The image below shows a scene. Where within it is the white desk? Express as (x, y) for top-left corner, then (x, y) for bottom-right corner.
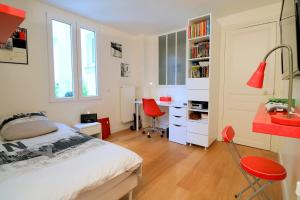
(134, 100), (187, 132)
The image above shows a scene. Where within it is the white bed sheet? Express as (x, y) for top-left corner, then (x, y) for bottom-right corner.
(0, 123), (142, 200)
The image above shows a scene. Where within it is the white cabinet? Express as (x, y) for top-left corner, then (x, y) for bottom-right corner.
(187, 133), (208, 147)
(169, 106), (187, 145)
(170, 107), (186, 116)
(186, 78), (209, 90)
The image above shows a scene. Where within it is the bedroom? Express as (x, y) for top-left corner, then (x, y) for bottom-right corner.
(0, 0), (300, 199)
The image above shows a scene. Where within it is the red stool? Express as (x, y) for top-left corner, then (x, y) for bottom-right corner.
(221, 126), (287, 200)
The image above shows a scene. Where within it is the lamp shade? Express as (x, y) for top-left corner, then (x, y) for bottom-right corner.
(247, 61), (267, 88)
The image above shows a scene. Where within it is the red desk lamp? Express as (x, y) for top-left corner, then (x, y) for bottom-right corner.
(247, 45), (300, 126)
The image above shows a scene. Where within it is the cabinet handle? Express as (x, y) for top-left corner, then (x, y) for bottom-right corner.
(174, 124), (181, 127)
(174, 107), (181, 109)
(174, 115), (181, 118)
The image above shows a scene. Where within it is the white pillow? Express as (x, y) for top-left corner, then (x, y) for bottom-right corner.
(0, 112), (58, 141)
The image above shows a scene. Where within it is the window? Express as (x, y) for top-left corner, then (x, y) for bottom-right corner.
(48, 14), (99, 101)
(158, 30), (186, 85)
(80, 28), (97, 97)
(51, 20), (74, 98)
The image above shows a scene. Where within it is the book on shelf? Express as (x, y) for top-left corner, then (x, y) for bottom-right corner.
(190, 61), (209, 78)
(190, 41), (209, 59)
(188, 18), (210, 39)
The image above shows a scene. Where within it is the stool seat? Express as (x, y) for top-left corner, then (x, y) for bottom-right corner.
(240, 156), (287, 181)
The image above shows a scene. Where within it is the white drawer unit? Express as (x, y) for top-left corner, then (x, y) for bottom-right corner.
(170, 115), (187, 126)
(187, 132), (209, 147)
(187, 120), (208, 135)
(169, 105), (187, 145)
(169, 124), (187, 145)
(170, 106), (187, 116)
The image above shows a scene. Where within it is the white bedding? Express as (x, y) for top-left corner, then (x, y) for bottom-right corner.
(0, 123), (142, 200)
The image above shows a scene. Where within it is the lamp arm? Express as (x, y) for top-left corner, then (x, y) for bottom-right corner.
(263, 45), (293, 117)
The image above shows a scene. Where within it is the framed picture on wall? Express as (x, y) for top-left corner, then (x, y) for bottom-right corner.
(0, 27), (28, 65)
(121, 63), (130, 77)
(111, 42), (122, 58)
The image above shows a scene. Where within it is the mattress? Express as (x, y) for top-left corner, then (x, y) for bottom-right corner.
(0, 123), (142, 200)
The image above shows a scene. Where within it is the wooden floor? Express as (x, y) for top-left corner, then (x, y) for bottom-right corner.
(108, 130), (282, 200)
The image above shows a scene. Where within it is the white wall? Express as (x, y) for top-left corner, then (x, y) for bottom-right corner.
(279, 77), (300, 200)
(0, 0), (144, 133)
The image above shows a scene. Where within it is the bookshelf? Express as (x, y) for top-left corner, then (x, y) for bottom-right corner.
(186, 14), (215, 149)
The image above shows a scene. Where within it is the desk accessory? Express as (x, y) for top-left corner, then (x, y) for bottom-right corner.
(80, 113), (97, 123)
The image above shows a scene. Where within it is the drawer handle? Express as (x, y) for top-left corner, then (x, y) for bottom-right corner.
(174, 115), (182, 118)
(174, 124), (181, 127)
(174, 107), (181, 109)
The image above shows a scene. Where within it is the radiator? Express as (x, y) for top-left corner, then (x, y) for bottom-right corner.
(120, 85), (135, 123)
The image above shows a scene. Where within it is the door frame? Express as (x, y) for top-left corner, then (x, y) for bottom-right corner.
(217, 4), (282, 152)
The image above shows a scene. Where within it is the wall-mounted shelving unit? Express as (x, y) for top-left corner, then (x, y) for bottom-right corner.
(186, 14), (215, 149)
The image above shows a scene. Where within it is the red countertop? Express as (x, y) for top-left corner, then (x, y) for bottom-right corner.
(0, 4), (26, 44)
(253, 104), (300, 139)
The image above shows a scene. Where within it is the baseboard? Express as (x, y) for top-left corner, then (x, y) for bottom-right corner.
(278, 151), (289, 200)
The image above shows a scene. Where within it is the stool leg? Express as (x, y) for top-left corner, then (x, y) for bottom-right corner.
(236, 178), (260, 199)
(247, 181), (272, 200)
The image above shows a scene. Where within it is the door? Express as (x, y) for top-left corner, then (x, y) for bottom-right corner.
(222, 22), (277, 150)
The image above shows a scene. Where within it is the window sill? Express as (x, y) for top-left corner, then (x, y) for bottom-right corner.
(49, 96), (102, 103)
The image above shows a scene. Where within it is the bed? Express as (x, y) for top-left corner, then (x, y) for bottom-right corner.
(0, 122), (142, 200)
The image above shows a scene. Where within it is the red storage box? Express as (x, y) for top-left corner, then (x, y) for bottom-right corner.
(160, 96), (172, 102)
(98, 117), (111, 139)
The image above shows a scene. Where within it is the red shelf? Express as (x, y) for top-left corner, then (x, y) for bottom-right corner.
(252, 104), (300, 139)
(0, 4), (26, 44)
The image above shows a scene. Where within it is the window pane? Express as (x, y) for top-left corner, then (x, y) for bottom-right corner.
(177, 30), (186, 85)
(80, 28), (97, 97)
(159, 35), (166, 85)
(52, 20), (74, 98)
(167, 33), (176, 85)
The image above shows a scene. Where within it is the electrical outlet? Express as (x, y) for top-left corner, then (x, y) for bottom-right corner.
(296, 181), (300, 197)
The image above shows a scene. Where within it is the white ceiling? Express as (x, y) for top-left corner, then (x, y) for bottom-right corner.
(41, 0), (280, 35)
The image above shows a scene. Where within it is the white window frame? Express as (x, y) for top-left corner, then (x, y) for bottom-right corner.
(158, 28), (186, 87)
(47, 12), (101, 102)
(77, 24), (100, 101)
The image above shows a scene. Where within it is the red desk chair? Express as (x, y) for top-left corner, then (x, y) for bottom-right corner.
(142, 98), (166, 138)
(221, 126), (287, 200)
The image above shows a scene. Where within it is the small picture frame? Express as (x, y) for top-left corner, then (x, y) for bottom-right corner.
(121, 63), (130, 77)
(111, 42), (122, 58)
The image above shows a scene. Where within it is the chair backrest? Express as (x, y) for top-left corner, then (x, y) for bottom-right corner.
(221, 126), (235, 143)
(142, 98), (162, 117)
(221, 125), (243, 160)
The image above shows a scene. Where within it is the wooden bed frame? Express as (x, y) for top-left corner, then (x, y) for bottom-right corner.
(75, 166), (141, 200)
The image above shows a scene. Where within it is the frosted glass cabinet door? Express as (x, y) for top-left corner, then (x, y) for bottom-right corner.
(167, 33), (176, 85)
(177, 30), (186, 85)
(159, 35), (166, 85)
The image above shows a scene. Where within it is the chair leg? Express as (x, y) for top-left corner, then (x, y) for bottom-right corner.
(143, 117), (166, 139)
